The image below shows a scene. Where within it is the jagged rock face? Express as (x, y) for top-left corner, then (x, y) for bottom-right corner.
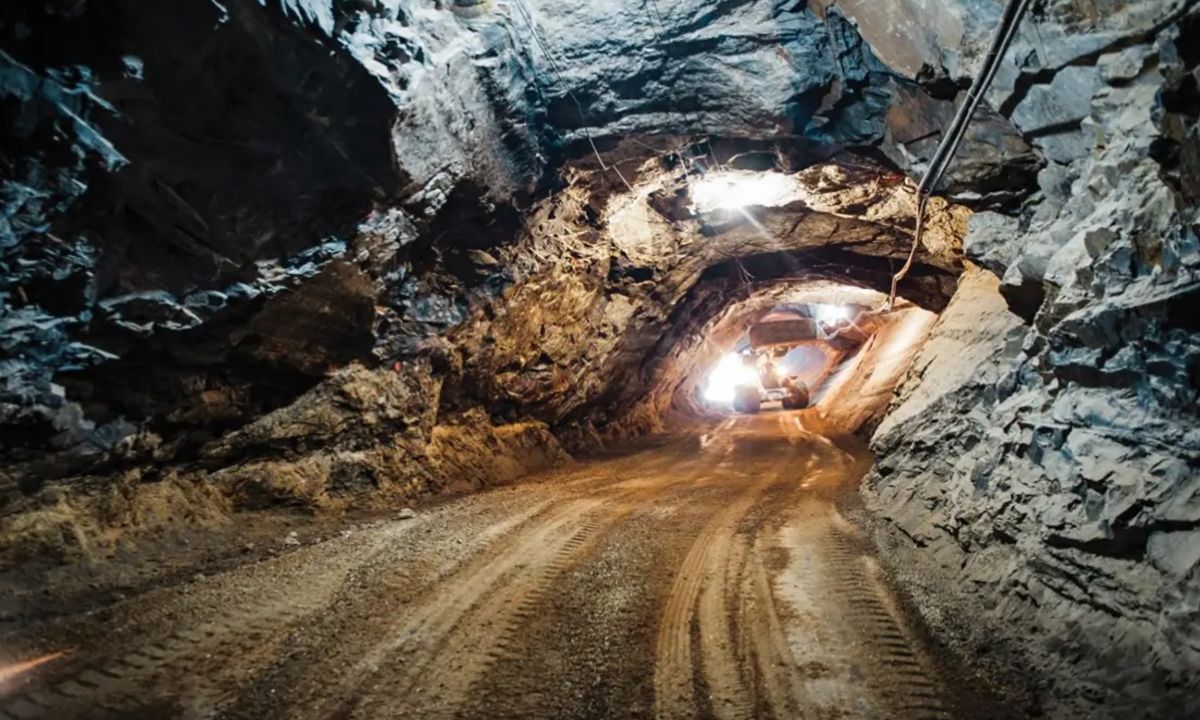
(0, 0), (572, 483)
(524, 0), (886, 143)
(861, 4), (1200, 716)
(1, 0), (412, 481)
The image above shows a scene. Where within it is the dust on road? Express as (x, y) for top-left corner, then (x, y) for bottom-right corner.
(0, 412), (1009, 720)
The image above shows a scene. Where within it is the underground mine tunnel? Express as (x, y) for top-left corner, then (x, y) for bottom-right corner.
(0, 0), (1198, 718)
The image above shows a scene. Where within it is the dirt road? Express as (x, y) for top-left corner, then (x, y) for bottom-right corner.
(0, 413), (1007, 720)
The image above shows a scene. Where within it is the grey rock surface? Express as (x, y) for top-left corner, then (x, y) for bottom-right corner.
(1011, 65), (1102, 134)
(864, 10), (1200, 717)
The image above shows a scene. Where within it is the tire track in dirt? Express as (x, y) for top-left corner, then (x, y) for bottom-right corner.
(336, 487), (691, 718)
(655, 413), (955, 720)
(1, 445), (700, 720)
(821, 522), (954, 720)
(297, 460), (705, 720)
(0, 550), (361, 720)
(0, 483), (585, 719)
(338, 500), (618, 719)
(447, 466), (743, 720)
(0, 477), (599, 717)
(739, 548), (815, 719)
(3, 420), (1009, 720)
(737, 434), (871, 720)
(653, 443), (807, 720)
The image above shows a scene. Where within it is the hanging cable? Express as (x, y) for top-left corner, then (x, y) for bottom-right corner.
(733, 257), (755, 287)
(886, 193), (929, 310)
(919, 0), (1035, 198)
(641, 0), (727, 175)
(884, 0), (1034, 311)
(508, 0), (636, 191)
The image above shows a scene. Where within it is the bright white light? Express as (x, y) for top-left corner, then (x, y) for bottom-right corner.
(703, 352), (761, 403)
(814, 304), (851, 325)
(690, 171), (798, 213)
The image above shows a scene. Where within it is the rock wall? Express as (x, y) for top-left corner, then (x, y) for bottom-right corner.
(0, 0), (544, 486)
(862, 3), (1200, 716)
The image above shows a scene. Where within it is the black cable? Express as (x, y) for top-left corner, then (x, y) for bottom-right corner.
(886, 0), (1033, 311)
(918, 0), (1034, 196)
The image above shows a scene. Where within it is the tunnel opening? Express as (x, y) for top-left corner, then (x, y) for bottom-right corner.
(701, 299), (888, 414)
(560, 153), (961, 446)
(700, 301), (873, 414)
(661, 279), (938, 437)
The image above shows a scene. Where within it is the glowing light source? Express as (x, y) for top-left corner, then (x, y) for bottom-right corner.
(814, 304), (851, 325)
(689, 171), (798, 213)
(0, 650), (69, 690)
(703, 352), (760, 403)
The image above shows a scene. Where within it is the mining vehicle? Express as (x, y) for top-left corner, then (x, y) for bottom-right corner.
(729, 312), (879, 414)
